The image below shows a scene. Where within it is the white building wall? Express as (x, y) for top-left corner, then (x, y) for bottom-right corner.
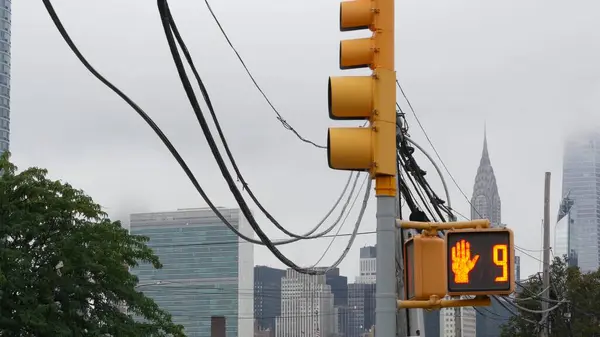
(357, 246), (376, 284)
(356, 257), (376, 284)
(460, 307), (476, 337)
(439, 305), (476, 337)
(276, 269), (335, 337)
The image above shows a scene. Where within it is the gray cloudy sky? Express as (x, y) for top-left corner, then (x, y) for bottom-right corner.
(9, 0), (600, 281)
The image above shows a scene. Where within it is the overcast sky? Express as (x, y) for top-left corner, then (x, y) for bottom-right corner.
(10, 0), (600, 281)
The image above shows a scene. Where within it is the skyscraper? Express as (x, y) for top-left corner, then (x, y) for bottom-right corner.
(276, 268), (335, 337)
(561, 130), (600, 272)
(347, 282), (375, 337)
(0, 0), (10, 154)
(130, 208), (254, 337)
(470, 127), (501, 228)
(254, 266), (286, 334)
(356, 246), (376, 284)
(471, 129), (507, 337)
(442, 129), (501, 337)
(325, 268), (348, 307)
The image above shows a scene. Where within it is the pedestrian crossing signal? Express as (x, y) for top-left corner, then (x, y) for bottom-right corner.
(445, 228), (515, 296)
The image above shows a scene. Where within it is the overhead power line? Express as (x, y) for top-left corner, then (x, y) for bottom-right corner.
(39, 0), (288, 248)
(396, 79), (482, 218)
(201, 0), (325, 149)
(148, 230), (377, 248)
(156, 0), (367, 275)
(162, 5), (356, 241)
(40, 0), (366, 275)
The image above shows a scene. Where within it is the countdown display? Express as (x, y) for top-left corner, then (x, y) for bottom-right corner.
(445, 229), (515, 296)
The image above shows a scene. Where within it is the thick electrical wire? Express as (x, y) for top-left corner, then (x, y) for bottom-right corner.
(157, 0), (368, 274)
(396, 117), (451, 224)
(201, 0), (325, 149)
(39, 0), (359, 253)
(398, 154), (439, 222)
(310, 174), (369, 268)
(40, 0), (268, 246)
(403, 135), (453, 219)
(161, 5), (352, 240)
(157, 0), (366, 274)
(398, 142), (445, 222)
(400, 141), (448, 222)
(396, 79), (482, 218)
(148, 230), (376, 248)
(496, 295), (566, 314)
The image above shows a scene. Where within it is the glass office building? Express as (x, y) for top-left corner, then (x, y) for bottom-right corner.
(130, 208), (254, 337)
(0, 0), (10, 153)
(562, 130), (600, 272)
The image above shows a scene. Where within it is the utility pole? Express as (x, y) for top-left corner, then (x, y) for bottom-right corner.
(378, 190), (397, 337)
(395, 148), (409, 337)
(541, 172), (551, 337)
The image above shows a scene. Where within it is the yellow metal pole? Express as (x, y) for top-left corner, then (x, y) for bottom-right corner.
(398, 296), (491, 310)
(398, 219), (491, 230)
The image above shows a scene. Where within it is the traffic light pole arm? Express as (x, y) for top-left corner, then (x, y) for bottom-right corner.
(397, 219), (491, 235)
(398, 295), (491, 309)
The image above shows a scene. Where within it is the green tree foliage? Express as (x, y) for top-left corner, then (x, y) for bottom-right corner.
(0, 153), (186, 336)
(501, 255), (600, 337)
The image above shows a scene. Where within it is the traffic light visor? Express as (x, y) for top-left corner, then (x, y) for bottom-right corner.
(328, 76), (373, 120)
(340, 0), (373, 32)
(327, 127), (372, 170)
(340, 38), (373, 70)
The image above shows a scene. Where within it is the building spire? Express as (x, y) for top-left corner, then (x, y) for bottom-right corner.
(481, 122), (490, 165)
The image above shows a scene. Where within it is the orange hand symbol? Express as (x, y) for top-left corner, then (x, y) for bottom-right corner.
(451, 239), (480, 284)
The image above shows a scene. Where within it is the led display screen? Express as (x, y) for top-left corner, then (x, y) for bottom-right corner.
(446, 230), (513, 293)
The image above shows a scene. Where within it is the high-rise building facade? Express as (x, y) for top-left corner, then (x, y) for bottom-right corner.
(347, 283), (375, 337)
(130, 208), (254, 337)
(325, 268), (348, 307)
(0, 0), (10, 154)
(324, 268), (349, 337)
(254, 266), (286, 334)
(470, 129), (501, 228)
(561, 130), (600, 272)
(356, 246), (376, 284)
(276, 268), (335, 337)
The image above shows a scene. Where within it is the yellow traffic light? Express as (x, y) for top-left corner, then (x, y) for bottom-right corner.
(445, 228), (515, 296)
(327, 0), (396, 180)
(404, 234), (447, 301)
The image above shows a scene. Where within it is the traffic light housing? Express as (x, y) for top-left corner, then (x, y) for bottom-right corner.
(404, 234), (447, 301)
(445, 228), (515, 296)
(327, 0), (396, 178)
